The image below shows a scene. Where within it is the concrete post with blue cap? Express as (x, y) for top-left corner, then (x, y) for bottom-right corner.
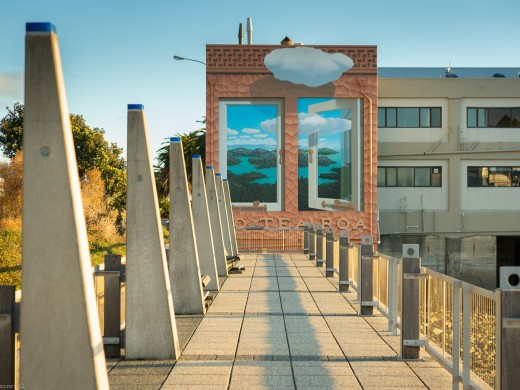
(223, 179), (239, 256)
(169, 138), (206, 314)
(21, 22), (108, 388)
(126, 104), (180, 359)
(191, 155), (219, 290)
(216, 174), (233, 257)
(205, 166), (228, 276)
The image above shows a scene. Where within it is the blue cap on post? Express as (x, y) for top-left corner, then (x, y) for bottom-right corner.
(26, 22), (56, 33)
(128, 104), (144, 110)
(193, 154), (201, 159)
(206, 166), (213, 169)
(215, 173), (222, 177)
(223, 179), (228, 182)
(170, 137), (181, 142)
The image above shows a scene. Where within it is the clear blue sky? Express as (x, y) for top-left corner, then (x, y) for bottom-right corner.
(1, 0), (519, 159)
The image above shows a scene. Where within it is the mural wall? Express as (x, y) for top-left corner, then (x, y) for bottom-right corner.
(206, 44), (378, 242)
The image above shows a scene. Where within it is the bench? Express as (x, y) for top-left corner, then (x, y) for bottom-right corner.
(227, 255), (245, 274)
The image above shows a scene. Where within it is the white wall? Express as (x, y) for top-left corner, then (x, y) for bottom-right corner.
(461, 159), (520, 211)
(378, 98), (449, 143)
(377, 160), (448, 211)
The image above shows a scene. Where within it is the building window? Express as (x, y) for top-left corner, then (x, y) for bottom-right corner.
(378, 107), (441, 128)
(298, 98), (363, 211)
(378, 167), (442, 187)
(467, 166), (520, 187)
(219, 99), (284, 211)
(467, 107), (520, 128)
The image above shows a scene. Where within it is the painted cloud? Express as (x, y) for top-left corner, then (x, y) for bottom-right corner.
(264, 47), (353, 87)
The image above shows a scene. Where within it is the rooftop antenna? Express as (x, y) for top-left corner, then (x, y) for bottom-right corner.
(247, 17), (253, 45)
(238, 23), (244, 45)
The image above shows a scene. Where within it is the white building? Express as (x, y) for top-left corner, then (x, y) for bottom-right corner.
(377, 68), (520, 289)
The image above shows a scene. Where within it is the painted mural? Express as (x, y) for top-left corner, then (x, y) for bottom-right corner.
(298, 98), (353, 211)
(225, 103), (280, 205)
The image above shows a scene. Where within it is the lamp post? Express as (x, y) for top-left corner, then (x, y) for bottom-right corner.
(173, 55), (206, 66)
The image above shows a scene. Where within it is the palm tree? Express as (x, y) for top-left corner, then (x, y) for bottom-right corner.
(154, 118), (206, 200)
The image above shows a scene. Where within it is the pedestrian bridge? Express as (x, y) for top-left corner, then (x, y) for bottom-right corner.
(106, 252), (453, 389)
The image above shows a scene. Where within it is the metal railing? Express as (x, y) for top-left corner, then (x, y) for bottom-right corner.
(236, 227), (304, 252)
(305, 226), (497, 389)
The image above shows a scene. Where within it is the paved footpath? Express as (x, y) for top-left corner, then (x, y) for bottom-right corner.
(108, 253), (456, 389)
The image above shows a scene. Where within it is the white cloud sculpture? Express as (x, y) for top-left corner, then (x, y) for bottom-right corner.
(264, 47), (354, 87)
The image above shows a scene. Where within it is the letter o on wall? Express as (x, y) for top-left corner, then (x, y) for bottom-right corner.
(235, 218), (246, 228)
(337, 218), (349, 230)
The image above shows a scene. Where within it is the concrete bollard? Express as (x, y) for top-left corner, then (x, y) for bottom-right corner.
(169, 138), (206, 315)
(126, 106), (180, 359)
(216, 174), (233, 258)
(309, 224), (316, 261)
(192, 155), (219, 291)
(303, 222), (309, 254)
(400, 244), (427, 360)
(205, 166), (228, 277)
(223, 179), (239, 256)
(21, 22), (108, 388)
(338, 230), (351, 292)
(0, 286), (15, 386)
(325, 227), (335, 277)
(496, 266), (520, 389)
(316, 225), (324, 267)
(360, 235), (375, 316)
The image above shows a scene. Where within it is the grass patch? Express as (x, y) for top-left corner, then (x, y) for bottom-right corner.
(0, 227), (126, 289)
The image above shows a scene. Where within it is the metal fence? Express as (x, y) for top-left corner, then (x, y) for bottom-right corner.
(236, 227), (304, 252)
(306, 227), (497, 389)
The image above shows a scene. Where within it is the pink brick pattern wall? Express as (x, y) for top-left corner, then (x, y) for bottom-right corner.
(206, 45), (378, 243)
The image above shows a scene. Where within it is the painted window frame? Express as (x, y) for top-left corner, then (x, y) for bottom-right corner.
(306, 98), (363, 211)
(219, 99), (284, 211)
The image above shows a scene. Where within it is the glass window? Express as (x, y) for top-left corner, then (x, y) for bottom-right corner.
(513, 109), (520, 128)
(386, 167), (397, 186)
(386, 108), (397, 127)
(397, 108), (419, 127)
(513, 168), (520, 186)
(467, 166), (520, 187)
(219, 100), (283, 210)
(489, 167), (511, 186)
(378, 108), (386, 128)
(478, 108), (487, 127)
(431, 108), (441, 127)
(488, 108), (512, 128)
(431, 167), (442, 187)
(397, 167), (413, 186)
(414, 167), (431, 186)
(420, 108), (430, 127)
(468, 108), (477, 127)
(467, 167), (479, 187)
(377, 167), (386, 186)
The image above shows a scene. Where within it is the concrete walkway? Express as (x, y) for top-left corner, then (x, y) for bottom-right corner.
(108, 253), (455, 389)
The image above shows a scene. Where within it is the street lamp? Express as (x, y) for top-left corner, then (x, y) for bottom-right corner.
(173, 55), (206, 66)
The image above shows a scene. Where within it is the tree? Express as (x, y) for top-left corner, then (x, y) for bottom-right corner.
(0, 102), (23, 158)
(0, 102), (126, 233)
(155, 118), (206, 200)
